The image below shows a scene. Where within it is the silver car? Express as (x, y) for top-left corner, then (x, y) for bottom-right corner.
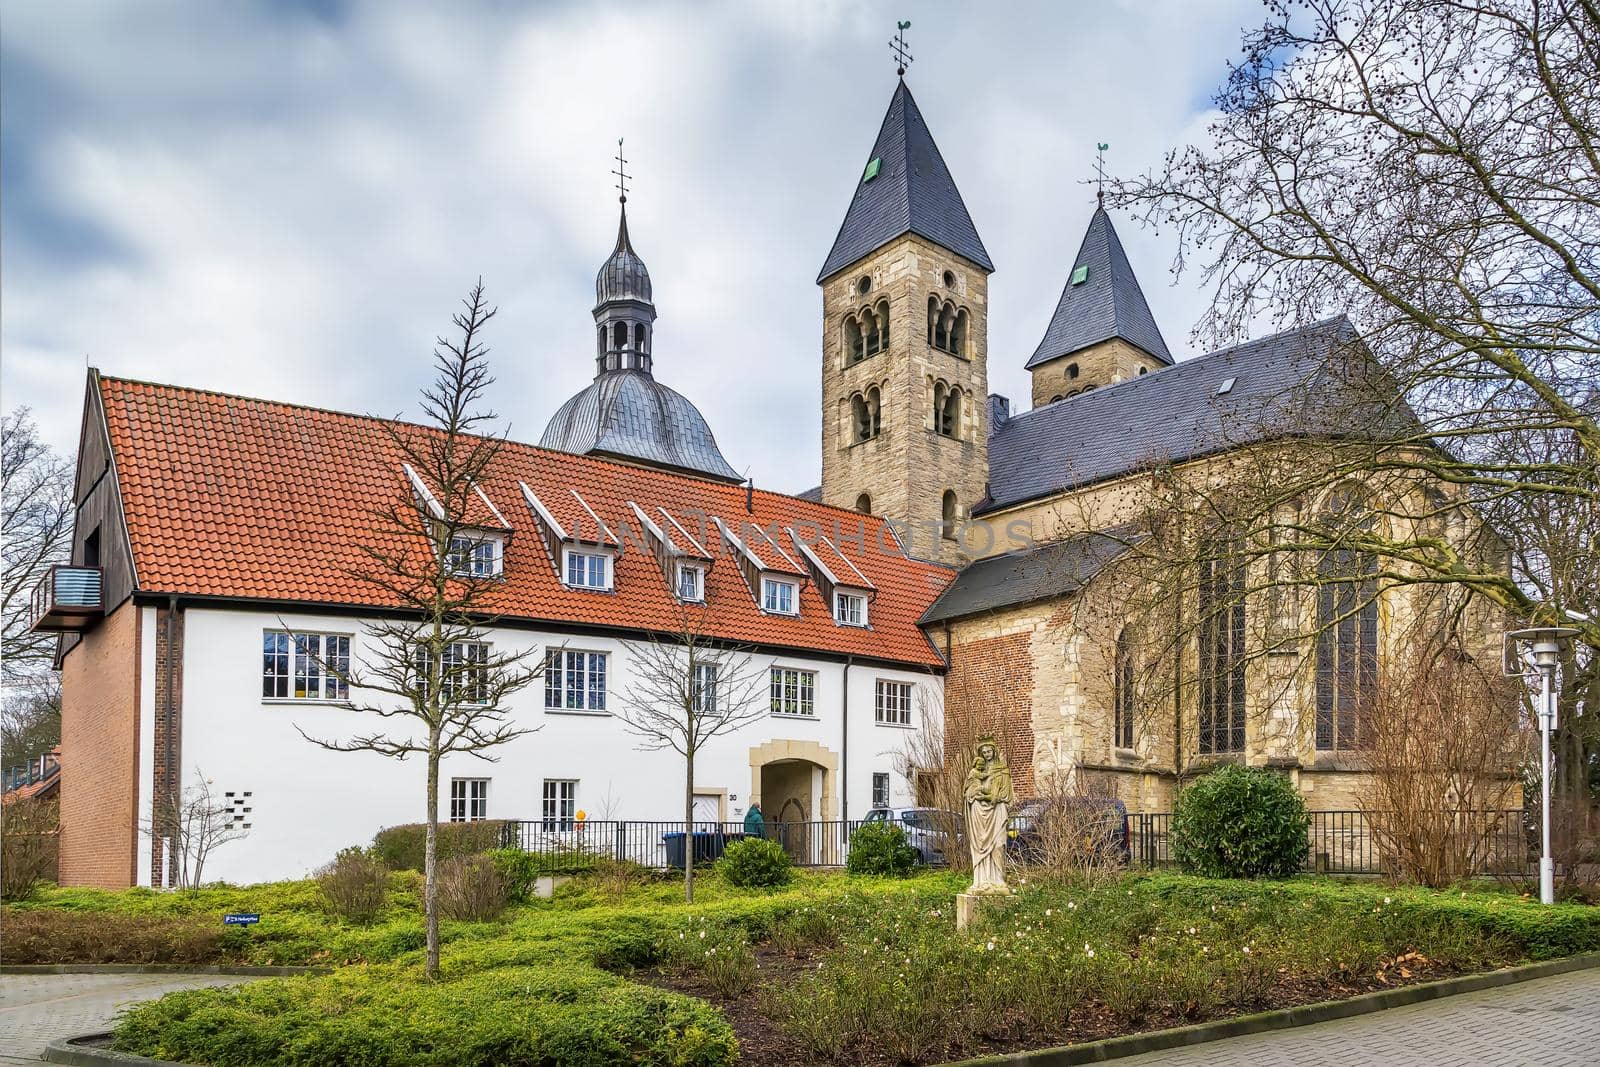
(859, 806), (958, 866)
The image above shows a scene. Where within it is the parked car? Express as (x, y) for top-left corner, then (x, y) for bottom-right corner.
(1006, 796), (1131, 868)
(859, 807), (959, 866)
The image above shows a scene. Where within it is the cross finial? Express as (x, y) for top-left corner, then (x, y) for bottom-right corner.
(1094, 142), (1110, 204)
(890, 20), (912, 77)
(612, 137), (631, 204)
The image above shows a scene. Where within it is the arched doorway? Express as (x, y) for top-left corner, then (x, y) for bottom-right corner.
(748, 740), (838, 864)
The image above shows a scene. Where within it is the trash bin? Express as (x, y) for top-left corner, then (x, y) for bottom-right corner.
(662, 830), (747, 868)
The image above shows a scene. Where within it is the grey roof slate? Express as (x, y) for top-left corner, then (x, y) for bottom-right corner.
(920, 530), (1137, 625)
(539, 369), (741, 482)
(983, 316), (1411, 514)
(1026, 206), (1172, 368)
(794, 486), (823, 503)
(817, 79), (993, 283)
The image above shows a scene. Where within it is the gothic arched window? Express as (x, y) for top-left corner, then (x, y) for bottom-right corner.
(1315, 490), (1378, 751)
(1197, 534), (1247, 754)
(941, 490), (959, 540)
(1113, 628), (1135, 750)
(855, 493), (872, 514)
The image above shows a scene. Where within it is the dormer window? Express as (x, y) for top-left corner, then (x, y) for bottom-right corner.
(761, 577), (797, 615)
(564, 549), (612, 591)
(677, 562), (705, 602)
(835, 591), (868, 627)
(447, 533), (503, 578)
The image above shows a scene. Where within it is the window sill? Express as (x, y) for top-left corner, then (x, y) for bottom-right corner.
(562, 584), (616, 594)
(263, 698), (345, 707)
(771, 712), (818, 721)
(544, 707), (612, 717)
(873, 720), (915, 730)
(847, 434), (886, 449)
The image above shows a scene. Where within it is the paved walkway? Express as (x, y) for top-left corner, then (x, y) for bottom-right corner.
(1115, 966), (1600, 1066)
(0, 972), (252, 1064)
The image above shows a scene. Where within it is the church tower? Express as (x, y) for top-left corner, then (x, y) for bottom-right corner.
(817, 77), (993, 565)
(1025, 202), (1173, 408)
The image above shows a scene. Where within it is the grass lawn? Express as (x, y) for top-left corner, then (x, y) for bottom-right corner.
(5, 869), (1598, 1065)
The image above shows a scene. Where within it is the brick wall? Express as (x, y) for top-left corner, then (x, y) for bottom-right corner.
(946, 629), (1035, 796)
(149, 604), (184, 886)
(58, 601), (140, 888)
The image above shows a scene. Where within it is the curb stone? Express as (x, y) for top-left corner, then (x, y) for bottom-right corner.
(43, 1035), (185, 1067)
(940, 951), (1600, 1066)
(3, 963), (327, 976)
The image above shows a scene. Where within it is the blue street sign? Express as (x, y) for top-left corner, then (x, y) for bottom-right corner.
(223, 913), (260, 926)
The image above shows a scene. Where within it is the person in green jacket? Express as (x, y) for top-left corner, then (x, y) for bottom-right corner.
(743, 801), (765, 839)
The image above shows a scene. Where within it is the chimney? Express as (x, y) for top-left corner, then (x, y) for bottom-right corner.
(987, 393), (1011, 433)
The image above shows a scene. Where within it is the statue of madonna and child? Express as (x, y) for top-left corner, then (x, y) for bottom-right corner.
(962, 737), (1014, 904)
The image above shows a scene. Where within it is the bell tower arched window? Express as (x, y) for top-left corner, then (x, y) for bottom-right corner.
(855, 493), (872, 514)
(850, 386), (882, 443)
(844, 315), (865, 365)
(933, 383), (962, 438)
(940, 490), (958, 540)
(927, 296), (966, 356)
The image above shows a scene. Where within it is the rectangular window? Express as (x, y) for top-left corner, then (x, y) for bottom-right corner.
(565, 550), (610, 590)
(769, 667), (816, 716)
(412, 641), (488, 705)
(677, 563), (704, 602)
(542, 779), (577, 831)
(693, 662), (719, 715)
(449, 778), (489, 822)
(762, 577), (797, 615)
(872, 772), (890, 808)
(447, 535), (501, 578)
(834, 591), (867, 626)
(263, 631), (350, 701)
(545, 649), (608, 712)
(875, 680), (912, 726)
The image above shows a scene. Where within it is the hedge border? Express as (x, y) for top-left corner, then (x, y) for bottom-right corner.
(941, 951), (1600, 1066)
(4, 964), (325, 977)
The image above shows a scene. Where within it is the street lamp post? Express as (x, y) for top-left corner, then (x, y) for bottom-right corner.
(1506, 626), (1579, 905)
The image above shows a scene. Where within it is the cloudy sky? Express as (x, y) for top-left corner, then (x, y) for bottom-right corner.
(3, 0), (1258, 492)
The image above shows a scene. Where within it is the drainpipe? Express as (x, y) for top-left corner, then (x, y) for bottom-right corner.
(841, 655), (853, 825)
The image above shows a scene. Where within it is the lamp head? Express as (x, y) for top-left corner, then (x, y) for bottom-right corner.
(1507, 626), (1581, 670)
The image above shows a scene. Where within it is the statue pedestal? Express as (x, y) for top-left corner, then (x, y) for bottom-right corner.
(955, 889), (1010, 931)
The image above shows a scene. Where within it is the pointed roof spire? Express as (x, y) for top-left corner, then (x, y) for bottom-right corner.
(817, 80), (993, 283)
(1025, 205), (1172, 369)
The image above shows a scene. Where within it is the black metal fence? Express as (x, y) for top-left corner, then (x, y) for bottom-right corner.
(500, 810), (1534, 877)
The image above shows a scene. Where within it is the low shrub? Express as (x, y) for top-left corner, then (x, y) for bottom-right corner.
(846, 821), (921, 877)
(1, 909), (228, 964)
(717, 837), (793, 888)
(437, 854), (507, 922)
(486, 848), (541, 904)
(1, 798), (59, 901)
(316, 847), (388, 925)
(370, 820), (507, 872)
(1171, 765), (1309, 879)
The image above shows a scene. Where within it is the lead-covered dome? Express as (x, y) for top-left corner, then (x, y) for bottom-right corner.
(596, 207), (652, 305)
(540, 369), (740, 482)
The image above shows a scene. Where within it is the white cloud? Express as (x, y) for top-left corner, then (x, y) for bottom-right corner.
(2, 0), (1258, 492)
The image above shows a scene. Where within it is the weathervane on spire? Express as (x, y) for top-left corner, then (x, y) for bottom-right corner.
(1094, 142), (1110, 204)
(612, 137), (631, 205)
(891, 20), (912, 77)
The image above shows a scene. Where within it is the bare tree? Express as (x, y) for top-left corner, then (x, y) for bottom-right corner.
(892, 681), (972, 871)
(1111, 0), (1599, 856)
(140, 769), (250, 889)
(2, 673), (61, 768)
(2, 408), (74, 683)
(298, 282), (542, 978)
(616, 603), (770, 902)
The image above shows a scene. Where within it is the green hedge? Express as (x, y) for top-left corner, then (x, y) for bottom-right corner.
(371, 821), (508, 872)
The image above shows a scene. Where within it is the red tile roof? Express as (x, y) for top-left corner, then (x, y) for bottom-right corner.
(99, 376), (954, 667)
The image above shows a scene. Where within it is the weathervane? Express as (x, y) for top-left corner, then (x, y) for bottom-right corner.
(1094, 142), (1110, 204)
(612, 137), (631, 204)
(891, 20), (912, 77)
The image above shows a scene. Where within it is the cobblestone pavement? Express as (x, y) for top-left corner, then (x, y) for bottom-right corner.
(1114, 966), (1600, 1066)
(0, 972), (253, 1064)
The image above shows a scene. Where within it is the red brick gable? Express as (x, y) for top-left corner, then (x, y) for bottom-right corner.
(99, 376), (953, 668)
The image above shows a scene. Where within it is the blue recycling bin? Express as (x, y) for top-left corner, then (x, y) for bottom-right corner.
(662, 830), (746, 868)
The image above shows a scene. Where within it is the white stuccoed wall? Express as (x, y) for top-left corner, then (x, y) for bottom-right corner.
(166, 606), (938, 885)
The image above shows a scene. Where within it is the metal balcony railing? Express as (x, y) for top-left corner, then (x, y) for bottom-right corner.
(28, 565), (103, 632)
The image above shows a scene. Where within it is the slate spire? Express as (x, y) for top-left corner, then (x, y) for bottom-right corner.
(1025, 205), (1172, 369)
(817, 79), (993, 283)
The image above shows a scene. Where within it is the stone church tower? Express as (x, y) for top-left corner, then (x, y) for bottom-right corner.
(817, 79), (993, 566)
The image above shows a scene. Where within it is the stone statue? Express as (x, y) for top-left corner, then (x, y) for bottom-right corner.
(964, 738), (1014, 894)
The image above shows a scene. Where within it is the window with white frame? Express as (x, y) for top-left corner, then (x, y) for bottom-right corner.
(412, 641), (489, 705)
(564, 549), (611, 590)
(446, 534), (502, 578)
(834, 591), (868, 626)
(770, 667), (816, 716)
(693, 662), (719, 715)
(761, 577), (797, 615)
(542, 779), (577, 831)
(676, 562), (705, 602)
(875, 680), (912, 726)
(449, 778), (489, 822)
(545, 649), (608, 712)
(872, 772), (890, 808)
(263, 631), (350, 701)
